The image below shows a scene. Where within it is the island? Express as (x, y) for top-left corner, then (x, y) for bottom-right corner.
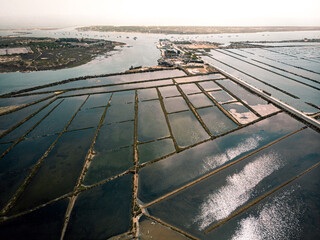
(0, 37), (125, 73)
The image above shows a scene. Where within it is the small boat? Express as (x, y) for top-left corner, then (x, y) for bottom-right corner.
(129, 65), (142, 70)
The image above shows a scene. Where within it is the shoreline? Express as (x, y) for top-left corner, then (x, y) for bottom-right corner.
(76, 26), (320, 35)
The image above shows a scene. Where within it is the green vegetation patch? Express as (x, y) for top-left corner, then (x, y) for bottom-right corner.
(0, 37), (125, 73)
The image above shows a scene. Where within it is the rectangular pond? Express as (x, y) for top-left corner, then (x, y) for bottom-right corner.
(197, 106), (238, 136)
(65, 174), (133, 240)
(187, 93), (214, 109)
(138, 100), (170, 142)
(198, 81), (221, 91)
(209, 90), (235, 104)
(138, 138), (175, 165)
(222, 102), (259, 124)
(167, 110), (210, 148)
(84, 147), (133, 185)
(163, 96), (190, 113)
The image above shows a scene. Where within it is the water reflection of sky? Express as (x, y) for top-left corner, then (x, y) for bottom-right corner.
(231, 187), (303, 240)
(194, 152), (283, 230)
(201, 135), (263, 173)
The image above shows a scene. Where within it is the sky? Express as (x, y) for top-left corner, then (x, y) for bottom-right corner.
(0, 0), (320, 28)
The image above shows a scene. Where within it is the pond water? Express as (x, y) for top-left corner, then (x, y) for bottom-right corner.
(0, 199), (68, 240)
(198, 81), (221, 91)
(163, 96), (189, 113)
(81, 93), (111, 109)
(222, 102), (259, 124)
(226, 48), (320, 88)
(27, 96), (87, 137)
(147, 128), (320, 238)
(96, 121), (134, 151)
(65, 174), (133, 240)
(159, 85), (181, 98)
(0, 135), (57, 175)
(209, 90), (235, 104)
(174, 73), (225, 84)
(168, 110), (210, 148)
(138, 112), (304, 204)
(138, 138), (175, 164)
(138, 100), (170, 142)
(0, 98), (54, 134)
(0, 93), (54, 108)
(0, 170), (29, 210)
(27, 69), (184, 94)
(84, 147), (133, 185)
(202, 55), (318, 114)
(179, 83), (202, 95)
(187, 93), (214, 108)
(138, 88), (158, 101)
(216, 79), (279, 116)
(9, 128), (96, 214)
(208, 161), (320, 240)
(0, 99), (60, 142)
(197, 106), (238, 135)
(210, 49), (320, 105)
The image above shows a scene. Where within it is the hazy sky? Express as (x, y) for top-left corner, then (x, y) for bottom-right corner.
(1, 0), (320, 28)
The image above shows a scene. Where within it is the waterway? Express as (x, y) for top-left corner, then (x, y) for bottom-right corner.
(0, 27), (320, 95)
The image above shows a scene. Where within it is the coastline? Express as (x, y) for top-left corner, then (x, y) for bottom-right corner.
(76, 26), (320, 35)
